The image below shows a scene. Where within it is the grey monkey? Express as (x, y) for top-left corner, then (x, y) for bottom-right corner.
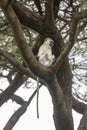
(37, 38), (55, 118)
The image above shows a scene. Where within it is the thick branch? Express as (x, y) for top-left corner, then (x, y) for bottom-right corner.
(45, 0), (54, 23)
(12, 1), (44, 33)
(72, 97), (87, 114)
(11, 94), (26, 105)
(0, 0), (9, 9)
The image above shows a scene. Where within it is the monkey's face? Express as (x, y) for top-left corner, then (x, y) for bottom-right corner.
(44, 38), (54, 48)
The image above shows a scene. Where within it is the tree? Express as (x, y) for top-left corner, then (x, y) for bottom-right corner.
(0, 0), (87, 130)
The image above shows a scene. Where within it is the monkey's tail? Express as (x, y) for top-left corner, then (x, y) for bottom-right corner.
(37, 77), (39, 118)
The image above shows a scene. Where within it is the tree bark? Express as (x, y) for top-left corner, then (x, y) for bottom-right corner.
(53, 60), (74, 130)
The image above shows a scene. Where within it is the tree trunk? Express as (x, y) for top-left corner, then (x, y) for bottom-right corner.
(53, 59), (74, 130)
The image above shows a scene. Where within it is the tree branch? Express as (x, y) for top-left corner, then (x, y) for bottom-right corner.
(3, 102), (28, 130)
(51, 41), (71, 73)
(54, 0), (61, 18)
(11, 94), (26, 105)
(0, 72), (26, 106)
(0, 0), (9, 9)
(75, 21), (87, 42)
(12, 1), (44, 33)
(33, 0), (43, 15)
(0, 48), (35, 78)
(69, 9), (87, 45)
(45, 0), (54, 23)
(72, 97), (87, 114)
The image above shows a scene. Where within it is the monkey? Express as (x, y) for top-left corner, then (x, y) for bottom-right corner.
(37, 37), (55, 118)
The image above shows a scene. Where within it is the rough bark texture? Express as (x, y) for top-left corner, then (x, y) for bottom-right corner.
(53, 60), (73, 130)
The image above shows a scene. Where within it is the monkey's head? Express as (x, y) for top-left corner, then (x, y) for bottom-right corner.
(44, 38), (54, 48)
